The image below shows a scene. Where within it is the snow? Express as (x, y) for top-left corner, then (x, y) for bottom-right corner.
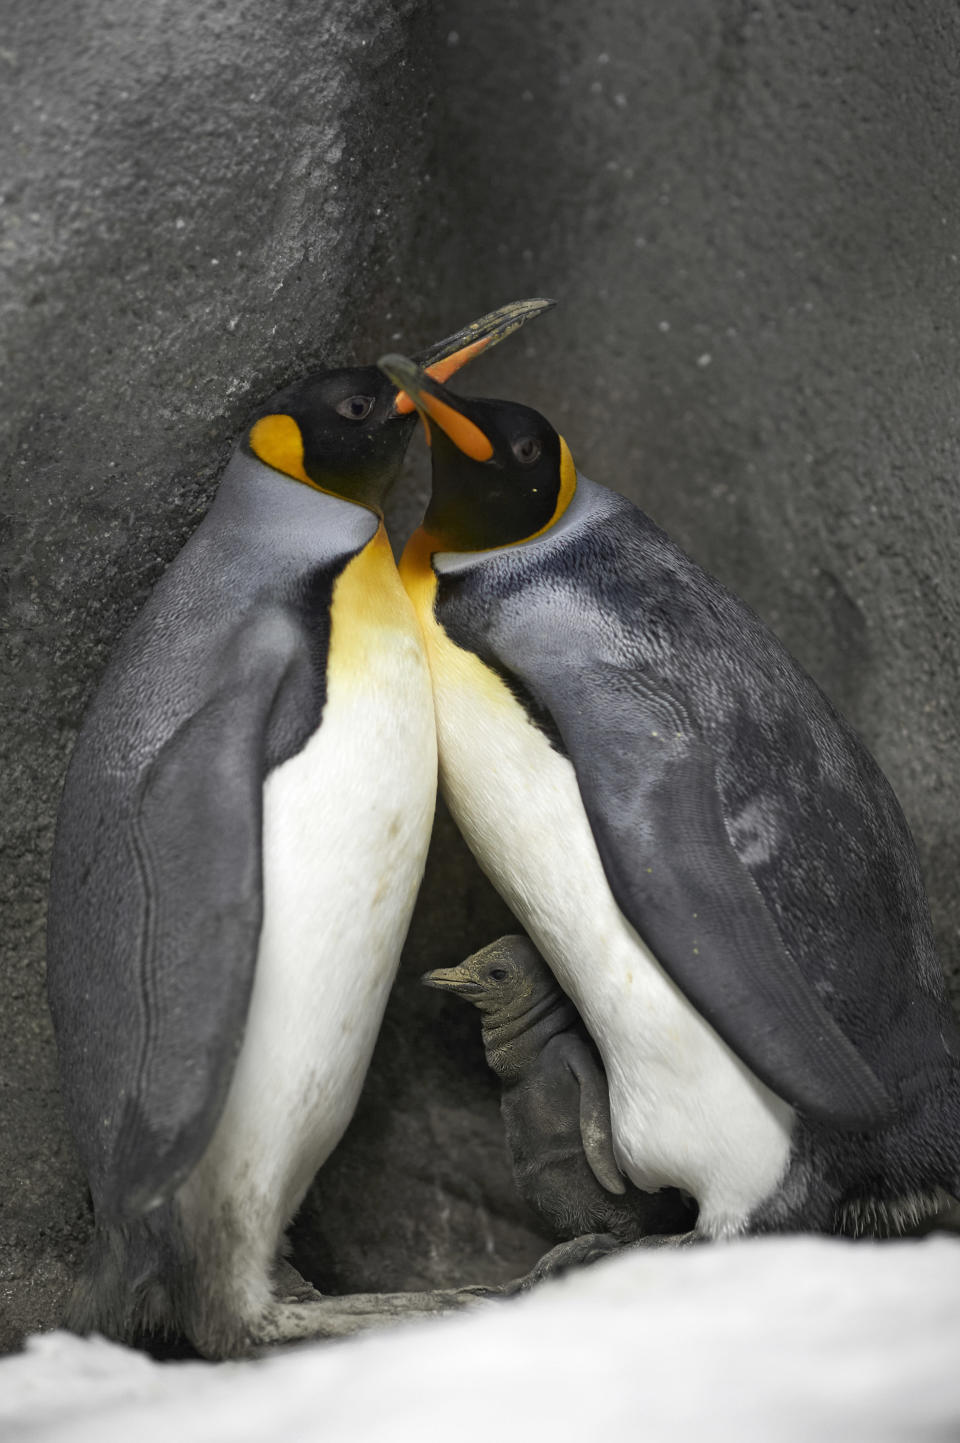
(2, 1236), (959, 1443)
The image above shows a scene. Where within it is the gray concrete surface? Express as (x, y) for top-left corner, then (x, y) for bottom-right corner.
(3, 0), (960, 1352)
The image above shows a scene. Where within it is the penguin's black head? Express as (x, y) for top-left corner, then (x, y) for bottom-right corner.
(244, 298), (555, 514)
(422, 935), (559, 1018)
(377, 354), (575, 548)
(247, 365), (414, 512)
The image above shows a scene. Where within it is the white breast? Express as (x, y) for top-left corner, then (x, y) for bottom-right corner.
(431, 663), (795, 1237)
(182, 532), (436, 1235)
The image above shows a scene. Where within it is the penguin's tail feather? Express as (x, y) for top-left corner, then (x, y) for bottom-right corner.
(66, 1207), (182, 1345)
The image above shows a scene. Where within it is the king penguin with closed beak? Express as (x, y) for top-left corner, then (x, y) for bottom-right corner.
(46, 299), (551, 1359)
(379, 352), (960, 1247)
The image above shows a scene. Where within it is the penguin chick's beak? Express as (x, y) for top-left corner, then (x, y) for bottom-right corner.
(422, 966), (482, 994)
(380, 354), (495, 461)
(394, 297), (554, 416)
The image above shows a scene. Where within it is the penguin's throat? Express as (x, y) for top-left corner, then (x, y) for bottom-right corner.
(398, 527), (438, 614)
(480, 990), (578, 1079)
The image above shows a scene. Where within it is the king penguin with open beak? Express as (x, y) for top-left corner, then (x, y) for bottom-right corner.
(45, 298), (551, 1359)
(378, 351), (960, 1248)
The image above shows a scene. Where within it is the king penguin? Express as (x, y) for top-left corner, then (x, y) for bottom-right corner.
(45, 298), (551, 1359)
(378, 352), (960, 1247)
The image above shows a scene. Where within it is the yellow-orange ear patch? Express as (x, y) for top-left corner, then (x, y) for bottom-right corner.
(249, 413), (314, 486)
(512, 435), (578, 547)
(422, 394), (494, 461)
(555, 435), (578, 524)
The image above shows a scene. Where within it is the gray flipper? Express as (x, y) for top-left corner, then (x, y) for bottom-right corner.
(91, 610), (301, 1216)
(530, 658), (894, 1130)
(563, 1035), (627, 1195)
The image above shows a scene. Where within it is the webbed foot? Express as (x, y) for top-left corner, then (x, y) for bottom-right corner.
(192, 1284), (493, 1358)
(257, 1286), (491, 1346)
(501, 1232), (622, 1294)
(491, 1227), (704, 1300)
(629, 1230), (700, 1250)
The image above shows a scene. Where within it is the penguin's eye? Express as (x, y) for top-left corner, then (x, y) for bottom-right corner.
(488, 968), (508, 981)
(512, 436), (542, 465)
(336, 395), (375, 422)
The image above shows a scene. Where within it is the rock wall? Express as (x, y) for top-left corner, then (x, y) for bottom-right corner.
(3, 0), (959, 1350)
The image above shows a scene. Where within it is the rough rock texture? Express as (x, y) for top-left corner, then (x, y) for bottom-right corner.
(3, 0), (960, 1352)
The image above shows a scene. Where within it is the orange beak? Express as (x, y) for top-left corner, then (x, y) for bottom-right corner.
(393, 297), (554, 416)
(379, 354), (496, 461)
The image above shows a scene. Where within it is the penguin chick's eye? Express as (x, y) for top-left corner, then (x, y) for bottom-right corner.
(488, 968), (509, 981)
(336, 395), (375, 421)
(511, 436), (542, 465)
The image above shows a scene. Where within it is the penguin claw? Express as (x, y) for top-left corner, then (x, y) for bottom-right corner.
(272, 1259), (324, 1304)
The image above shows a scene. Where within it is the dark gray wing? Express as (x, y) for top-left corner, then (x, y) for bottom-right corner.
(47, 608), (304, 1218)
(547, 666), (893, 1128)
(562, 1035), (627, 1195)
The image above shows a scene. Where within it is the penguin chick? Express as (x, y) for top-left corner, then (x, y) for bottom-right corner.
(382, 353), (960, 1242)
(424, 936), (696, 1243)
(45, 299), (552, 1359)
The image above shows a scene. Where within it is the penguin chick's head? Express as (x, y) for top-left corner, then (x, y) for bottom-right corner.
(246, 298), (555, 514)
(377, 354), (575, 549)
(423, 935), (558, 1019)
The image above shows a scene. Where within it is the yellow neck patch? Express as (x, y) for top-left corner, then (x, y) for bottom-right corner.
(398, 526), (439, 619)
(249, 413), (318, 489)
(330, 523), (425, 690)
(399, 527), (525, 713)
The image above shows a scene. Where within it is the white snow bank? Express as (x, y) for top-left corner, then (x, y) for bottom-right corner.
(2, 1235), (958, 1443)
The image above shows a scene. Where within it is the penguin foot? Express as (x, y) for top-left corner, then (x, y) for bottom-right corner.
(492, 1227), (703, 1302)
(241, 1286), (491, 1351)
(504, 1232), (623, 1294)
(629, 1230), (701, 1250)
